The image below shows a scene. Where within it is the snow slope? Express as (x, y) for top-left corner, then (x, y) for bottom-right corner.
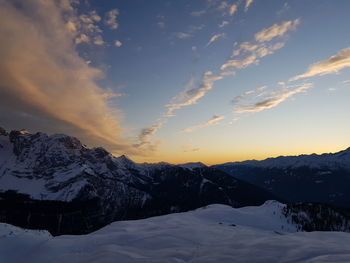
(1, 201), (350, 263)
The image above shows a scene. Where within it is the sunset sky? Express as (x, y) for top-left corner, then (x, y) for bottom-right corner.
(1, 0), (350, 164)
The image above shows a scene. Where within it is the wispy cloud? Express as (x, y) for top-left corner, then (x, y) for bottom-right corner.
(233, 83), (312, 113)
(221, 42), (285, 71)
(105, 9), (119, 30)
(191, 10), (207, 17)
(114, 40), (123, 47)
(174, 25), (204, 40)
(133, 121), (163, 151)
(245, 0), (254, 12)
(137, 19), (300, 149)
(164, 72), (224, 117)
(182, 144), (200, 152)
(219, 20), (229, 28)
(229, 4), (238, 16)
(157, 21), (165, 28)
(255, 19), (300, 42)
(188, 24), (206, 33)
(66, 8), (105, 46)
(218, 1), (229, 10)
(175, 32), (192, 39)
(93, 35), (104, 45)
(291, 47), (350, 81)
(207, 33), (225, 46)
(135, 72), (225, 149)
(220, 19), (300, 71)
(182, 115), (225, 133)
(0, 0), (139, 155)
(192, 0), (241, 17)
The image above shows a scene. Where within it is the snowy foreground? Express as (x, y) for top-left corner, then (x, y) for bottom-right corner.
(1, 201), (350, 263)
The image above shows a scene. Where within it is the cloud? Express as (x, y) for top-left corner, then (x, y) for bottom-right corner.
(219, 21), (229, 28)
(291, 47), (350, 81)
(255, 19), (300, 42)
(221, 55), (258, 70)
(232, 86), (267, 104)
(174, 25), (204, 40)
(328, 87), (337, 92)
(136, 19), (298, 147)
(75, 33), (90, 44)
(218, 2), (229, 10)
(191, 10), (207, 17)
(182, 115), (225, 133)
(207, 33), (225, 46)
(183, 147), (200, 153)
(64, 7), (105, 46)
(245, 0), (254, 11)
(229, 4), (238, 16)
(164, 72), (224, 117)
(114, 40), (123, 47)
(0, 0), (140, 154)
(188, 24), (205, 33)
(175, 32), (192, 39)
(105, 9), (119, 30)
(133, 121), (163, 151)
(157, 21), (165, 28)
(93, 35), (104, 45)
(221, 41), (286, 71)
(234, 83), (312, 113)
(277, 3), (290, 16)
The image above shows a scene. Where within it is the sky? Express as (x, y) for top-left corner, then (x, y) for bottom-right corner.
(0, 0), (350, 164)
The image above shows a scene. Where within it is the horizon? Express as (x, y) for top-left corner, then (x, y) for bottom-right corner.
(1, 125), (349, 166)
(1, 0), (350, 165)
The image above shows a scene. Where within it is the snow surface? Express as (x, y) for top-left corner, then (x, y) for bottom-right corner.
(1, 201), (350, 263)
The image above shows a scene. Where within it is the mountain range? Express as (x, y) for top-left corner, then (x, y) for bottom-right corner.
(0, 127), (349, 235)
(213, 147), (350, 208)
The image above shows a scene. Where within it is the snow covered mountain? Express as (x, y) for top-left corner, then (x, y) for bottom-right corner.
(213, 148), (350, 208)
(0, 127), (274, 235)
(1, 201), (350, 263)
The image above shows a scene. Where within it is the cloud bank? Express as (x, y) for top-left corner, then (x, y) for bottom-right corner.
(0, 0), (137, 154)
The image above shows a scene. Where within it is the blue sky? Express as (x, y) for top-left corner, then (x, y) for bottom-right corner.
(1, 0), (350, 163)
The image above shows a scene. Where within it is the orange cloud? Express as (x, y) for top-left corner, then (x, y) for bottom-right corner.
(0, 0), (139, 155)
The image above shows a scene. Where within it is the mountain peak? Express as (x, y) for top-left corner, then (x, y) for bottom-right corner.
(115, 154), (135, 166)
(179, 162), (207, 170)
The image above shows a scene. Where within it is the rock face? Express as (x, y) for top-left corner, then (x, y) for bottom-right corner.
(0, 128), (274, 235)
(213, 149), (350, 208)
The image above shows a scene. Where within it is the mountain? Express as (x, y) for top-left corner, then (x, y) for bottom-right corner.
(1, 201), (350, 263)
(213, 148), (350, 208)
(0, 127), (274, 235)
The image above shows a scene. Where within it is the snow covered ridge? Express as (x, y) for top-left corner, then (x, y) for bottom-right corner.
(217, 147), (350, 170)
(2, 202), (350, 263)
(0, 127), (275, 235)
(213, 147), (350, 209)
